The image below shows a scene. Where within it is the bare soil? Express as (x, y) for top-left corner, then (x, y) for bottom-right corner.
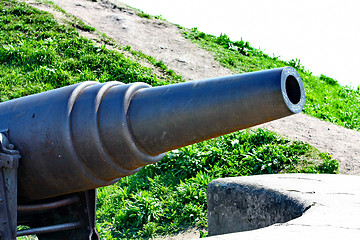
(23, 0), (360, 238)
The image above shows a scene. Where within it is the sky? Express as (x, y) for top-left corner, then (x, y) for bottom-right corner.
(119, 0), (360, 88)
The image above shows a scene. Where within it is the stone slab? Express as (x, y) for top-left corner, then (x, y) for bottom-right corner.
(204, 174), (360, 239)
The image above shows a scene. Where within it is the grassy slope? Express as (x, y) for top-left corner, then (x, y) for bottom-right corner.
(0, 0), (182, 102)
(0, 1), (344, 239)
(182, 29), (360, 131)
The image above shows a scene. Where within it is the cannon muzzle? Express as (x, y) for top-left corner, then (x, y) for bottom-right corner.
(0, 67), (304, 203)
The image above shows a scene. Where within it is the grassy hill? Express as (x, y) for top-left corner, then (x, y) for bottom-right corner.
(181, 28), (360, 131)
(1, 0), (355, 239)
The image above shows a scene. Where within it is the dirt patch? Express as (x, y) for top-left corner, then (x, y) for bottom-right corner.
(36, 0), (232, 81)
(151, 227), (203, 240)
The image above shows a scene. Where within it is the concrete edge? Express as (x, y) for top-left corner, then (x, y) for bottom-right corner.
(201, 173), (360, 239)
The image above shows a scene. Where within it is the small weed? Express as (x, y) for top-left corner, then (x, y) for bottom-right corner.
(199, 230), (208, 238)
(137, 11), (152, 19)
(155, 15), (166, 20)
(320, 74), (338, 86)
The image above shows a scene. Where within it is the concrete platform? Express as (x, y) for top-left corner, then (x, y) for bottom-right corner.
(205, 174), (360, 239)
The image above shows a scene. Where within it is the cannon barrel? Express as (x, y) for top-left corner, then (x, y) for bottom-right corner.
(0, 67), (305, 202)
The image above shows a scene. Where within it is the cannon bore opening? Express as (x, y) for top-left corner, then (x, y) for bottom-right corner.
(285, 75), (301, 104)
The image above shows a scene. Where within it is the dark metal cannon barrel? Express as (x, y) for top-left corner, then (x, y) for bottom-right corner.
(0, 67), (304, 202)
(129, 67), (305, 155)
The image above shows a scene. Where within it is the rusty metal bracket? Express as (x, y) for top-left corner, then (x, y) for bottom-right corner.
(0, 131), (21, 240)
(17, 190), (99, 239)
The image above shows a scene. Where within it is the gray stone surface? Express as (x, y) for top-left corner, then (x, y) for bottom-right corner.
(204, 174), (360, 239)
(207, 178), (309, 235)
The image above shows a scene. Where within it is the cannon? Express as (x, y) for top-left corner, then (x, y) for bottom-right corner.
(0, 67), (305, 239)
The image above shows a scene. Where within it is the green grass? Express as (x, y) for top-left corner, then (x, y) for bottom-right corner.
(0, 0), (178, 102)
(96, 129), (337, 239)
(182, 28), (360, 131)
(1, 1), (341, 239)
